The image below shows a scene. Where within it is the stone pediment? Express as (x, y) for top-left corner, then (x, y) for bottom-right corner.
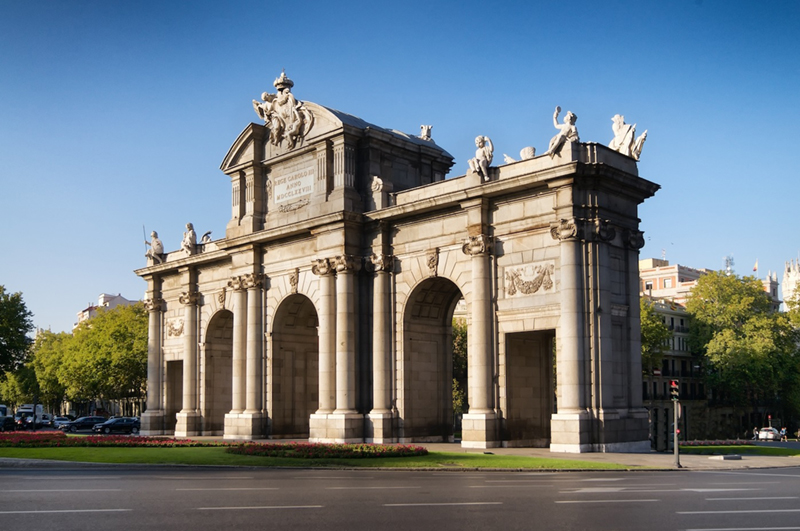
(220, 102), (451, 173)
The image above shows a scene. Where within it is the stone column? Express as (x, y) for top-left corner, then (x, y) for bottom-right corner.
(223, 276), (247, 439)
(175, 290), (200, 437)
(334, 255), (359, 414)
(141, 296), (164, 435)
(549, 219), (590, 452)
(312, 259), (336, 415)
(244, 273), (264, 416)
(366, 253), (393, 443)
(461, 235), (497, 448)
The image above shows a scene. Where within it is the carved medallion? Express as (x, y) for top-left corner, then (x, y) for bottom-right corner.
(167, 318), (184, 337)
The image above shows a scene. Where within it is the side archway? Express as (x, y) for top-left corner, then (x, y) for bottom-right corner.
(399, 276), (464, 442)
(270, 294), (319, 438)
(203, 309), (233, 435)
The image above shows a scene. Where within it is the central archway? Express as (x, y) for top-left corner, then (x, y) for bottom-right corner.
(399, 277), (464, 442)
(270, 294), (319, 438)
(203, 309), (233, 435)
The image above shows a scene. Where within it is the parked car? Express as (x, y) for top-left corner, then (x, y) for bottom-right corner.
(60, 416), (107, 432)
(758, 427), (780, 441)
(0, 416), (15, 432)
(92, 417), (141, 435)
(52, 416), (73, 430)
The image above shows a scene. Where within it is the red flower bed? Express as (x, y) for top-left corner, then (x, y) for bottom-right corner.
(679, 440), (749, 446)
(226, 442), (428, 459)
(0, 431), (230, 448)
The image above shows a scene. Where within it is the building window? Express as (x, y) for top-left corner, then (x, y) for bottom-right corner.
(645, 281), (653, 291)
(664, 278), (673, 288)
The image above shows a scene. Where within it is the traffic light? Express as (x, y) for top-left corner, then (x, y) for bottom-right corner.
(670, 380), (679, 401)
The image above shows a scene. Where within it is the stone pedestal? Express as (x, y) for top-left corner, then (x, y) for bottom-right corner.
(461, 412), (499, 449)
(365, 411), (394, 443)
(223, 412), (266, 440)
(140, 409), (165, 436)
(309, 412), (364, 443)
(549, 412), (592, 453)
(174, 411), (201, 438)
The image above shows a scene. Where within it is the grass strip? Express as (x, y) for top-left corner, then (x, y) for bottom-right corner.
(0, 447), (633, 469)
(679, 444), (800, 457)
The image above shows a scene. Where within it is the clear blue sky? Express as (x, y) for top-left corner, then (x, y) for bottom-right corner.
(1, 0), (798, 333)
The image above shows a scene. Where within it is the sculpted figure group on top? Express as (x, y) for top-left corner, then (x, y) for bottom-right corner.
(252, 70), (315, 150)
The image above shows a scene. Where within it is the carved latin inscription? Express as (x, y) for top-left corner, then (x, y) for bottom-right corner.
(274, 168), (314, 203)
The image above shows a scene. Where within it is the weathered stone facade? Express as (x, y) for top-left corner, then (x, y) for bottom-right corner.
(136, 76), (659, 452)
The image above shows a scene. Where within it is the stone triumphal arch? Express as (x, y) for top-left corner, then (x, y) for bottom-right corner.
(136, 72), (659, 452)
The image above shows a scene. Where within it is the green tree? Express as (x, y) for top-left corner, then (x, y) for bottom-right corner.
(0, 286), (34, 373)
(29, 330), (70, 410)
(0, 364), (38, 408)
(452, 318), (468, 415)
(58, 303), (148, 406)
(639, 297), (672, 374)
(686, 271), (800, 423)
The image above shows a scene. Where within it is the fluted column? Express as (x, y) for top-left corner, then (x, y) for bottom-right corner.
(462, 235), (493, 413)
(369, 254), (393, 413)
(179, 291), (199, 413)
(228, 276), (247, 414)
(143, 297), (163, 412)
(312, 259), (336, 414)
(334, 255), (360, 413)
(244, 273), (264, 414)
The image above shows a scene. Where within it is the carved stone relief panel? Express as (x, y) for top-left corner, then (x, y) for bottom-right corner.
(504, 262), (556, 297)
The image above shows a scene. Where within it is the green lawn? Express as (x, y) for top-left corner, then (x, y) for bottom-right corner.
(0, 447), (634, 470)
(680, 444), (800, 457)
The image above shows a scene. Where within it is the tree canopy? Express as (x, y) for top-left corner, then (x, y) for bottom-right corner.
(639, 297), (672, 374)
(0, 285), (34, 373)
(686, 271), (800, 419)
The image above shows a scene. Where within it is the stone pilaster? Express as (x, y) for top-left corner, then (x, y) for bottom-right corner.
(461, 234), (498, 448)
(141, 296), (164, 435)
(309, 258), (337, 441)
(175, 290), (200, 437)
(366, 253), (393, 442)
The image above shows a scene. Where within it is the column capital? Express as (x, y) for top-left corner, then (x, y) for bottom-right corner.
(592, 218), (616, 242)
(227, 275), (248, 291)
(550, 218), (584, 242)
(334, 254), (361, 273)
(462, 234), (493, 256)
(143, 297), (164, 312)
(312, 257), (335, 276)
(243, 272), (265, 289)
(367, 253), (394, 273)
(624, 229), (645, 250)
(178, 291), (199, 306)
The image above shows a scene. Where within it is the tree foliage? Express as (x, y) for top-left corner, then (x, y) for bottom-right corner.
(639, 298), (672, 374)
(29, 330), (70, 409)
(0, 286), (34, 373)
(686, 271), (800, 420)
(452, 318), (468, 415)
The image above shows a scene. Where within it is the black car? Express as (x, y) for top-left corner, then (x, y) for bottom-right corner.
(0, 417), (15, 432)
(60, 416), (107, 432)
(92, 417), (140, 435)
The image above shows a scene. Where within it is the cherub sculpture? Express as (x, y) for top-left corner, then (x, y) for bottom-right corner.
(468, 135), (494, 181)
(609, 114), (647, 160)
(545, 106), (579, 158)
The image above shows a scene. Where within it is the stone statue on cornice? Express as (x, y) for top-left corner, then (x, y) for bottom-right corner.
(252, 70), (315, 150)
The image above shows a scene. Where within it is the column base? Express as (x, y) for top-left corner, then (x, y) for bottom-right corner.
(365, 411), (394, 443)
(174, 410), (201, 438)
(309, 412), (364, 443)
(549, 409), (651, 453)
(223, 412), (267, 440)
(461, 411), (499, 449)
(140, 409), (165, 436)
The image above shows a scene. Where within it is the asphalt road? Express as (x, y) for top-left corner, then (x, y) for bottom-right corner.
(1, 466), (800, 531)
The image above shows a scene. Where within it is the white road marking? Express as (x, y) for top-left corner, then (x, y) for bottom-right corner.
(198, 505), (323, 510)
(384, 502), (503, 507)
(326, 486), (420, 490)
(0, 489), (122, 493)
(176, 487), (278, 491)
(705, 496), (798, 501)
(556, 499), (659, 504)
(685, 527), (800, 530)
